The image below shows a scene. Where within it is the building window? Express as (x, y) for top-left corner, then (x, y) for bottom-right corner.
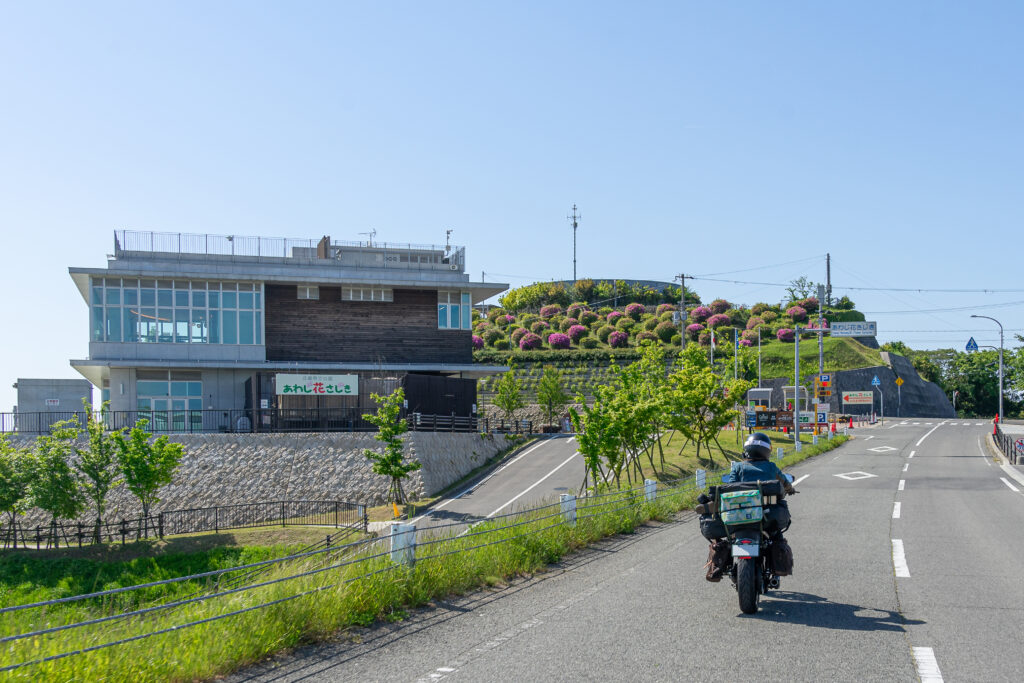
(438, 291), (472, 330)
(342, 287), (393, 302)
(136, 371), (203, 430)
(90, 278), (264, 346)
(297, 286), (319, 300)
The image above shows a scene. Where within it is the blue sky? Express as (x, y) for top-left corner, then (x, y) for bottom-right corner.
(1, 2), (1022, 410)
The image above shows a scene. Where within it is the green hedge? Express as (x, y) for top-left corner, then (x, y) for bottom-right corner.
(473, 347), (681, 365)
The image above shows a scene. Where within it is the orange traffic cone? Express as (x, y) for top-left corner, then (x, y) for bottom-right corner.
(848, 416), (854, 429)
(830, 421), (836, 434)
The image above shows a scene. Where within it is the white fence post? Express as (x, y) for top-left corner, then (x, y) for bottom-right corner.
(696, 468), (706, 490)
(812, 435), (819, 446)
(390, 523), (416, 567)
(644, 479), (657, 502)
(776, 447), (784, 459)
(560, 493), (576, 526)
(795, 440), (802, 452)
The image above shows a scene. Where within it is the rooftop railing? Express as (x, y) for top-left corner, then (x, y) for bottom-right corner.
(113, 230), (466, 272)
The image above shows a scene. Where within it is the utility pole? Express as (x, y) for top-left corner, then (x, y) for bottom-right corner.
(826, 253), (832, 307)
(794, 326), (801, 451)
(568, 204), (580, 283)
(676, 273), (688, 350)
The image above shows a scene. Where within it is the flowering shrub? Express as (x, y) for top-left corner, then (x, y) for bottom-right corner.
(567, 324), (588, 343)
(566, 303), (589, 318)
(690, 306), (712, 323)
(494, 314), (515, 328)
(751, 303), (772, 315)
(540, 305), (562, 319)
(777, 328), (795, 342)
(656, 303), (675, 316)
(739, 339), (753, 347)
(655, 321), (677, 342)
(707, 313), (731, 328)
(635, 331), (658, 344)
(608, 331), (629, 348)
(785, 306), (808, 322)
(494, 338), (510, 350)
(580, 310), (600, 326)
(709, 299), (731, 314)
(746, 316), (765, 330)
(606, 310), (624, 324)
(580, 337), (599, 349)
(597, 325), (615, 343)
(698, 329), (712, 346)
(642, 317), (659, 331)
(615, 317), (636, 331)
(761, 310), (778, 323)
(519, 332), (543, 350)
(547, 332), (571, 349)
(471, 335), (484, 350)
(559, 317), (579, 332)
(625, 303), (646, 320)
(518, 313), (539, 327)
(474, 320), (490, 330)
(686, 323), (704, 341)
(530, 320), (550, 333)
(510, 327), (529, 346)
(483, 328), (503, 345)
(597, 307), (613, 316)
(486, 308), (506, 322)
(798, 297), (819, 313)
(741, 329), (759, 342)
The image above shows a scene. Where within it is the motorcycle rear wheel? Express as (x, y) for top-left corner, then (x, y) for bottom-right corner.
(736, 558), (759, 614)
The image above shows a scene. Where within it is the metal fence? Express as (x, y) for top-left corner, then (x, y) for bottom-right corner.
(993, 424), (1023, 464)
(0, 410), (534, 436)
(1, 500), (367, 550)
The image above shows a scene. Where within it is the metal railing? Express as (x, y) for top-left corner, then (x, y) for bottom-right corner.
(0, 410), (532, 435)
(994, 424), (1023, 464)
(1, 500), (366, 550)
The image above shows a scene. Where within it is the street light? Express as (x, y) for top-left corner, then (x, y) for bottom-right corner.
(970, 314), (1004, 422)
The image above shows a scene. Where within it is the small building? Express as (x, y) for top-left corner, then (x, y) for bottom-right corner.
(68, 231), (508, 432)
(11, 378), (93, 434)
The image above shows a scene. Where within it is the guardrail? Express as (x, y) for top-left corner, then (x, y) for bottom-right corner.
(994, 424), (1023, 464)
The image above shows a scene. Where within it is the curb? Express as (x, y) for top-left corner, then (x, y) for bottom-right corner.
(983, 433), (1024, 488)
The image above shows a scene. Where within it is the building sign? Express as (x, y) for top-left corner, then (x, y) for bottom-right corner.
(842, 391), (874, 405)
(777, 411), (794, 428)
(830, 321), (877, 337)
(45, 398), (60, 407)
(274, 374), (358, 396)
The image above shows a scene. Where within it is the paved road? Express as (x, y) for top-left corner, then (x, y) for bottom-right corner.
(232, 420), (1024, 682)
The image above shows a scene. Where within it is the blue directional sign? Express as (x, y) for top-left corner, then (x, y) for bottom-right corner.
(871, 375), (881, 387)
(965, 337), (979, 352)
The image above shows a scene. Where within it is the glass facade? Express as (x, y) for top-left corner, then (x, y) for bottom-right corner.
(438, 291), (472, 329)
(90, 278), (263, 345)
(136, 371), (203, 431)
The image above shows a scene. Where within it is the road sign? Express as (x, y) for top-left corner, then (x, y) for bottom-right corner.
(755, 411), (778, 428)
(776, 411), (794, 428)
(744, 411), (757, 428)
(831, 321), (878, 337)
(1015, 439), (1024, 454)
(842, 391), (873, 405)
(894, 377), (904, 387)
(820, 374), (831, 383)
(966, 337), (979, 352)
(871, 375), (881, 387)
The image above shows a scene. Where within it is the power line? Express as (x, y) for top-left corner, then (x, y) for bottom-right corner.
(693, 254), (824, 278)
(689, 275), (1024, 294)
(863, 299), (1024, 314)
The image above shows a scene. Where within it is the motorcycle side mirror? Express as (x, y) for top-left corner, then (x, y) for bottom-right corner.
(783, 473), (794, 483)
(721, 474), (735, 483)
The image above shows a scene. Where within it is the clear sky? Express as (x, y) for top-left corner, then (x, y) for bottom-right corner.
(2, 1), (1022, 411)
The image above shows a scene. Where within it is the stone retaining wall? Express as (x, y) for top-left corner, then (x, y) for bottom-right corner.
(8, 431), (508, 526)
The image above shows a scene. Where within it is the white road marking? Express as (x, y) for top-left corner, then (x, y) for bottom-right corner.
(567, 436), (575, 443)
(975, 423), (984, 426)
(834, 471), (876, 481)
(892, 539), (910, 577)
(976, 437), (993, 467)
(916, 423), (942, 446)
(903, 463), (909, 472)
(898, 479), (906, 491)
(792, 474), (810, 486)
(912, 646), (944, 682)
(893, 502), (901, 518)
(486, 452), (579, 518)
(865, 435), (874, 440)
(908, 450), (915, 458)
(1000, 477), (1021, 493)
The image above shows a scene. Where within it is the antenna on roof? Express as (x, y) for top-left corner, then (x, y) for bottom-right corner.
(445, 229), (453, 253)
(358, 229), (377, 247)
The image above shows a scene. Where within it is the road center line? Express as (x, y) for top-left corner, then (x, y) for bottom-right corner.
(898, 479), (906, 491)
(865, 435), (874, 440)
(908, 450), (915, 458)
(903, 463), (909, 472)
(912, 646), (944, 682)
(486, 452), (579, 518)
(1000, 477), (1021, 493)
(916, 424), (942, 447)
(792, 474), (810, 486)
(892, 539), (910, 577)
(893, 502), (901, 518)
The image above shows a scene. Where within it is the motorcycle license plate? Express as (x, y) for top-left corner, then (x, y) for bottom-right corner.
(732, 541), (760, 558)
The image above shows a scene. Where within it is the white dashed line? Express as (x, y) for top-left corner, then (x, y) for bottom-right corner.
(1000, 477), (1021, 493)
(892, 539), (910, 577)
(912, 646), (944, 682)
(898, 479), (906, 491)
(903, 463), (909, 472)
(975, 423), (984, 426)
(893, 502), (901, 518)
(865, 435), (874, 440)
(908, 450), (915, 458)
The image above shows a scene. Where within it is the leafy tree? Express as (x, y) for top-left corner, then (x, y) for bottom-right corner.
(570, 382), (626, 489)
(0, 435), (35, 547)
(881, 340), (912, 356)
(784, 276), (817, 303)
(831, 295), (856, 310)
(74, 400), (122, 542)
(492, 368), (526, 426)
(30, 419), (85, 544)
(536, 365), (570, 426)
(362, 388), (421, 510)
(113, 420), (185, 528)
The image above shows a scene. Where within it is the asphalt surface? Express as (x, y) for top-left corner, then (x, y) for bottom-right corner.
(230, 421), (1024, 682)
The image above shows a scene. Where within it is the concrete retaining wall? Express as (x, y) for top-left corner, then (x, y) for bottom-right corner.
(8, 431), (508, 526)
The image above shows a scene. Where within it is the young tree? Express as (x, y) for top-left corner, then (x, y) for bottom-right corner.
(570, 383), (626, 490)
(0, 435), (35, 548)
(492, 368), (525, 427)
(74, 400), (122, 542)
(362, 387), (421, 512)
(113, 419), (185, 530)
(536, 365), (570, 427)
(30, 419), (85, 545)
(784, 276), (817, 303)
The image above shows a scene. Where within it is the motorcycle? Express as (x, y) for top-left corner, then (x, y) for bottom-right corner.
(703, 473), (796, 614)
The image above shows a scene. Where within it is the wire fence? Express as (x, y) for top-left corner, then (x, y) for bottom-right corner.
(1, 500), (367, 550)
(993, 424), (1024, 464)
(0, 473), (717, 675)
